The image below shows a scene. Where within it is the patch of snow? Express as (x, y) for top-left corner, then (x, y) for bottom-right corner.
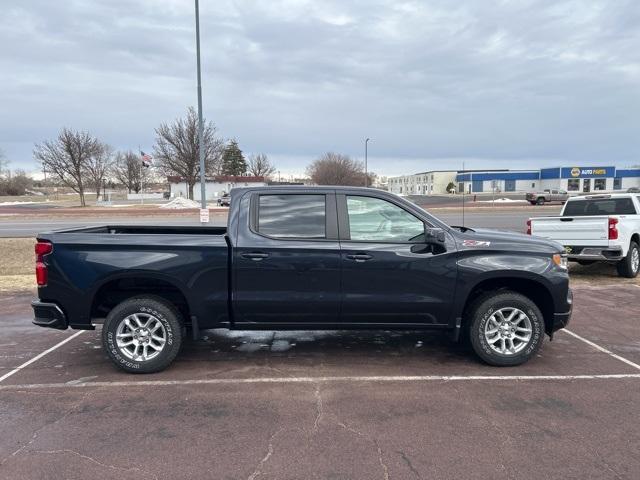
(0, 201), (40, 206)
(159, 197), (201, 209)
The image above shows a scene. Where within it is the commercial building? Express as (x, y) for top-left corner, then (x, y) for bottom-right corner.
(389, 166), (640, 195)
(456, 166), (640, 194)
(167, 175), (267, 200)
(388, 170), (457, 195)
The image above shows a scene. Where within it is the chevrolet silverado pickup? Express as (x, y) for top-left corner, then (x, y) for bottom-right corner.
(528, 193), (640, 277)
(32, 187), (572, 373)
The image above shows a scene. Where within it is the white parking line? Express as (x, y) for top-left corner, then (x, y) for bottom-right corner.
(0, 331), (85, 384)
(563, 329), (640, 372)
(1, 373), (639, 391)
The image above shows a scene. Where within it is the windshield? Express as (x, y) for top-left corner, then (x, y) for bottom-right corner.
(563, 198), (637, 216)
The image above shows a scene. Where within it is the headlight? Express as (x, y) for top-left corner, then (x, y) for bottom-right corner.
(552, 253), (568, 270)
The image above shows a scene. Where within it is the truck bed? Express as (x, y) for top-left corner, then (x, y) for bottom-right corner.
(51, 225), (228, 236)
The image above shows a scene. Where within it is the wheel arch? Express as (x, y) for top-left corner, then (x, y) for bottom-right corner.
(90, 272), (192, 325)
(458, 275), (556, 335)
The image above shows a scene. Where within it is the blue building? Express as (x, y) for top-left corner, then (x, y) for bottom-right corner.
(456, 166), (640, 194)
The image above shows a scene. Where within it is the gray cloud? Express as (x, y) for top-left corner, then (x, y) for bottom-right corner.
(1, 0), (638, 176)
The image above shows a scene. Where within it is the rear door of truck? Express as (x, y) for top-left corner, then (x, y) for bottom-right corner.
(232, 189), (341, 325)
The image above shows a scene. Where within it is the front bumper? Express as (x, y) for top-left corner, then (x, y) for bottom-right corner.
(551, 288), (572, 333)
(31, 300), (68, 330)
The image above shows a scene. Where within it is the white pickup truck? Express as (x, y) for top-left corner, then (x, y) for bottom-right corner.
(527, 193), (640, 277)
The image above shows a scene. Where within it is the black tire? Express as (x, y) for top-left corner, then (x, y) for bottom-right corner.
(467, 291), (545, 366)
(536, 197), (545, 205)
(616, 241), (639, 278)
(102, 295), (183, 373)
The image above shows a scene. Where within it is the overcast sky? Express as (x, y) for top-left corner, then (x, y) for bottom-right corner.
(1, 0), (638, 177)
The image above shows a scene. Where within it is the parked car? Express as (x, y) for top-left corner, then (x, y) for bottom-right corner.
(527, 193), (640, 277)
(217, 194), (231, 207)
(627, 187), (640, 193)
(525, 189), (569, 205)
(32, 187), (572, 372)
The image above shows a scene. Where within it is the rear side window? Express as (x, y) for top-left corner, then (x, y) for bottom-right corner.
(258, 194), (326, 238)
(563, 198), (637, 216)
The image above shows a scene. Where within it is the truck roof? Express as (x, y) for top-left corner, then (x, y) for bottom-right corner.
(568, 193), (639, 201)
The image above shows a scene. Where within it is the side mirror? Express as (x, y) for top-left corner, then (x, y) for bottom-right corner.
(425, 226), (446, 244)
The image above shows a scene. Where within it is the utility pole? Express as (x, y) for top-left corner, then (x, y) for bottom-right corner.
(195, 0), (208, 220)
(364, 138), (370, 187)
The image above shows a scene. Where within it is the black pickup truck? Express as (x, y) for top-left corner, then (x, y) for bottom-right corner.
(32, 187), (572, 372)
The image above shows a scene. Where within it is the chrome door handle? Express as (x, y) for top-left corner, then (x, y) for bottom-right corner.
(346, 253), (373, 262)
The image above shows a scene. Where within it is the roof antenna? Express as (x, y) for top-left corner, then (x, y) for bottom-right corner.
(462, 160), (465, 228)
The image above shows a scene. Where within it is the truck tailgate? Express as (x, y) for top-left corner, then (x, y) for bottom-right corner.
(530, 216), (609, 246)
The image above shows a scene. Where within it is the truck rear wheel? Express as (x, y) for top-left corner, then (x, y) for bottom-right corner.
(468, 291), (544, 366)
(616, 241), (639, 278)
(102, 296), (183, 373)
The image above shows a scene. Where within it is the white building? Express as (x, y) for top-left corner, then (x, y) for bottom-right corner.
(388, 171), (457, 195)
(168, 175), (267, 200)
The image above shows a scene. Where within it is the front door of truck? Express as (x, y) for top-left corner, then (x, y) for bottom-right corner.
(338, 194), (457, 326)
(234, 191), (341, 325)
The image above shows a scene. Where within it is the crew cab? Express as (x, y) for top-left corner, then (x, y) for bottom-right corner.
(525, 189), (569, 205)
(528, 193), (640, 277)
(32, 187), (572, 373)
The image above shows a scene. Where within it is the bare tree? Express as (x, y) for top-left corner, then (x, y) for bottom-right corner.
(306, 152), (372, 186)
(0, 148), (9, 178)
(153, 107), (223, 199)
(85, 143), (113, 199)
(112, 151), (148, 193)
(247, 153), (276, 179)
(33, 128), (101, 206)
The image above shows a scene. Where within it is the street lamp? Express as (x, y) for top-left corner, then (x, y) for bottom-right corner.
(364, 138), (370, 187)
(194, 0), (206, 214)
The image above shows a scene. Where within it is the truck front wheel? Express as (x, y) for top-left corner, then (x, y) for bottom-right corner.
(536, 197), (545, 205)
(616, 241), (639, 278)
(468, 291), (544, 366)
(102, 296), (184, 373)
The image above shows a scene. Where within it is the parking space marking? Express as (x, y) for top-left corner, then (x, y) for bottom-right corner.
(1, 373), (639, 391)
(0, 331), (85, 384)
(563, 329), (640, 372)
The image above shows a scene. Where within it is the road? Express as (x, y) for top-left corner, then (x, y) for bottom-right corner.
(0, 208), (561, 237)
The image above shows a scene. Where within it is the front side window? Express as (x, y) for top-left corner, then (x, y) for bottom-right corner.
(346, 196), (424, 242)
(258, 194), (326, 238)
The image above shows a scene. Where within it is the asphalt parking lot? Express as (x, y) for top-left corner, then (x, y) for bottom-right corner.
(1, 284), (639, 479)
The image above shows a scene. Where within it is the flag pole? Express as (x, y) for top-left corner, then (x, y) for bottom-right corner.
(195, 0), (207, 216)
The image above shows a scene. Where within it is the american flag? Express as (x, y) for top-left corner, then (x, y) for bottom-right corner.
(140, 151), (153, 167)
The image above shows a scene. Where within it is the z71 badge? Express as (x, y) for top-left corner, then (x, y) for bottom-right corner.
(462, 240), (491, 247)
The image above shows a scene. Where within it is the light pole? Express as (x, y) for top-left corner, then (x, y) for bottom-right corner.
(195, 0), (206, 213)
(364, 138), (370, 187)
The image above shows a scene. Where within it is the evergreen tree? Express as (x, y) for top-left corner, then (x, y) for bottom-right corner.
(221, 140), (247, 176)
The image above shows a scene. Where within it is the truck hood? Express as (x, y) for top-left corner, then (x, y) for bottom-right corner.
(454, 228), (564, 254)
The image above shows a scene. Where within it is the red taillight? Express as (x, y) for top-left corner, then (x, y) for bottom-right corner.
(35, 262), (48, 286)
(608, 217), (618, 240)
(35, 241), (53, 256)
(526, 219), (532, 235)
(35, 241), (52, 286)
